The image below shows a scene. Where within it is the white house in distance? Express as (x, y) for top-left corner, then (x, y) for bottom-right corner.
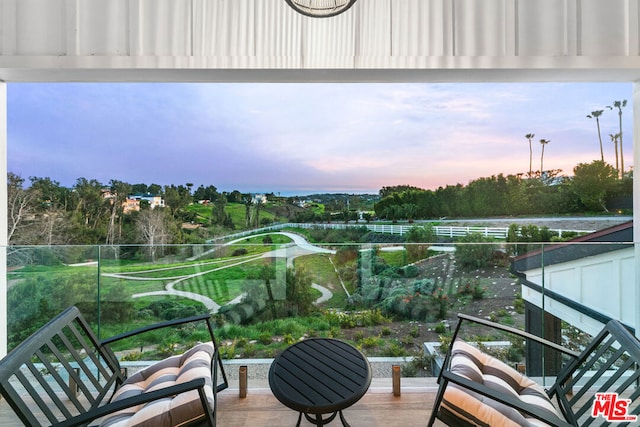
(123, 193), (165, 213)
(251, 194), (268, 204)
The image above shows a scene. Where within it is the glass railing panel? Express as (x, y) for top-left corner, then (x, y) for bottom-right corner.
(3, 237), (636, 382)
(6, 245), (100, 351)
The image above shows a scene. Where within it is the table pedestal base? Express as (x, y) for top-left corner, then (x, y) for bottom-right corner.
(297, 410), (350, 427)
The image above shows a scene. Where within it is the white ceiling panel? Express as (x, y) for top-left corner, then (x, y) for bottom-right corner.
(517, 0), (574, 56)
(2, 0), (640, 81)
(580, 0), (629, 56)
(15, 0), (65, 55)
(77, 0), (129, 56)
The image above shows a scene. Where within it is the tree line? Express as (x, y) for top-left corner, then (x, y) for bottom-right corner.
(374, 160), (632, 221)
(6, 174), (261, 248)
(7, 158), (632, 249)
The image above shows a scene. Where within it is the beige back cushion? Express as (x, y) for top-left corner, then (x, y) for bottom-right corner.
(441, 339), (562, 427)
(100, 342), (214, 427)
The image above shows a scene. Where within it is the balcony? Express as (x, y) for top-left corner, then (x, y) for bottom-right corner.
(0, 376), (438, 426)
(0, 227), (636, 425)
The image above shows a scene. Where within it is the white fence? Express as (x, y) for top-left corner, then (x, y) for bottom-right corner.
(212, 223), (591, 242)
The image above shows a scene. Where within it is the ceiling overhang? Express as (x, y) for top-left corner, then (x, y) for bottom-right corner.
(2, 0), (640, 83)
(3, 57), (640, 83)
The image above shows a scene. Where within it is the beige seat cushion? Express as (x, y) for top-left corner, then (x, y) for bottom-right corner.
(100, 342), (215, 427)
(441, 340), (563, 427)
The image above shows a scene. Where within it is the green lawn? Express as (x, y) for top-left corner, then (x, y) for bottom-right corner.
(236, 234), (293, 245)
(378, 249), (408, 266)
(174, 259), (274, 305)
(294, 254), (349, 307)
(294, 254), (338, 288)
(184, 202), (276, 229)
(223, 203), (277, 229)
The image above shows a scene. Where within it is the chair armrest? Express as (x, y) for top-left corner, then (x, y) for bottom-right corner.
(456, 313), (580, 358)
(441, 370), (573, 427)
(57, 378), (211, 427)
(100, 313), (214, 347)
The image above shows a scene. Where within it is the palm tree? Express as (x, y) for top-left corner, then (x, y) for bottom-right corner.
(609, 133), (620, 177)
(539, 139), (550, 174)
(607, 100), (627, 175)
(586, 110), (605, 161)
(524, 133), (535, 177)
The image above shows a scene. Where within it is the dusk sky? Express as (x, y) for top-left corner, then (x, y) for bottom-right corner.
(8, 82), (633, 195)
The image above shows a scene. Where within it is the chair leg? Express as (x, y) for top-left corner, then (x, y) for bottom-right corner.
(427, 378), (448, 427)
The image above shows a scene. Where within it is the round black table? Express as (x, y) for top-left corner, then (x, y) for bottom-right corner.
(268, 338), (372, 427)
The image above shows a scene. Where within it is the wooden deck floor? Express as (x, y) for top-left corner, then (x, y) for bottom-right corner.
(216, 378), (441, 427)
(0, 378), (444, 427)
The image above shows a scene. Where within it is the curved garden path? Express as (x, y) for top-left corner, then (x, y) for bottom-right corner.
(111, 232), (335, 313)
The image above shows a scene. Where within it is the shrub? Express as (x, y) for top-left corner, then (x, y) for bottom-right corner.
(328, 327), (343, 339)
(242, 343), (257, 358)
(384, 341), (408, 357)
(403, 265), (420, 278)
(403, 352), (435, 377)
(231, 248), (248, 256)
(401, 362), (418, 377)
(217, 323), (245, 340)
(143, 299), (202, 321)
(472, 284), (486, 300)
(457, 279), (485, 300)
(401, 334), (414, 346)
(258, 332), (272, 345)
(432, 288), (449, 320)
(361, 336), (381, 349)
(438, 334), (452, 352)
(434, 322), (446, 334)
(514, 297), (525, 314)
(334, 246), (359, 266)
(220, 343), (236, 359)
(455, 233), (497, 270)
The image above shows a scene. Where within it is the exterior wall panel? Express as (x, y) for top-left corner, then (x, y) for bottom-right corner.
(390, 0), (448, 56)
(517, 0), (573, 56)
(581, 260), (618, 319)
(521, 248), (635, 333)
(3, 0), (640, 70)
(580, 0), (628, 56)
(453, 0), (507, 56)
(620, 256), (636, 325)
(15, 0), (65, 55)
(357, 0), (391, 57)
(77, 0), (129, 56)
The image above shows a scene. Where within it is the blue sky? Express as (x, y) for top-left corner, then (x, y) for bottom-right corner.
(8, 82), (633, 195)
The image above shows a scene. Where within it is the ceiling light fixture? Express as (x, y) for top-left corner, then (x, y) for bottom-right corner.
(285, 0), (358, 18)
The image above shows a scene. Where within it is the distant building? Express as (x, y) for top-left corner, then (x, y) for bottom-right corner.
(122, 198), (140, 214)
(101, 189), (116, 200)
(251, 194), (268, 204)
(123, 193), (165, 213)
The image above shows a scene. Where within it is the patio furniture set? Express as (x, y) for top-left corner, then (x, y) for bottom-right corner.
(1, 306), (639, 426)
